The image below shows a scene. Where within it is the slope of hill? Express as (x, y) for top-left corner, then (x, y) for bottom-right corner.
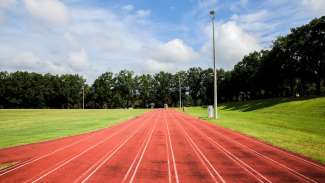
(184, 97), (325, 163)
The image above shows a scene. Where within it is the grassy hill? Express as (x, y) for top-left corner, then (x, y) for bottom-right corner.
(184, 97), (325, 164)
(0, 109), (147, 149)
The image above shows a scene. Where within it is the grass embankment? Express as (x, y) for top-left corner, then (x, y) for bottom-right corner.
(184, 97), (325, 164)
(0, 109), (147, 149)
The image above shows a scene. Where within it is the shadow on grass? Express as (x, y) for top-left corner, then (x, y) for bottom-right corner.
(207, 96), (324, 112)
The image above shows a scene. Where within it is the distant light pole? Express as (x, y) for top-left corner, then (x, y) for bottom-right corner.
(82, 85), (85, 110)
(210, 10), (218, 119)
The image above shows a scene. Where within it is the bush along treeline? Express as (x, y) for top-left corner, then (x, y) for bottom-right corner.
(0, 16), (324, 109)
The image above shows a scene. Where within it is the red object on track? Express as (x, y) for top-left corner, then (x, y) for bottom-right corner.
(0, 110), (324, 183)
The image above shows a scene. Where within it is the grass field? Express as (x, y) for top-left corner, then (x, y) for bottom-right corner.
(0, 109), (147, 149)
(184, 97), (325, 164)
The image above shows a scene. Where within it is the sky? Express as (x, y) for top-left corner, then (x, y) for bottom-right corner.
(0, 0), (324, 83)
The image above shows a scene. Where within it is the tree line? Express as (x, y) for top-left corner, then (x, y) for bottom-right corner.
(0, 16), (324, 108)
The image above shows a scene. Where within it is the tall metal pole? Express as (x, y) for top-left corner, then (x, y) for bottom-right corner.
(82, 85), (85, 110)
(179, 75), (182, 109)
(210, 10), (218, 119)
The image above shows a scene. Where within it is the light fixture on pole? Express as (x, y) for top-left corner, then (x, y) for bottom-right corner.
(210, 10), (218, 119)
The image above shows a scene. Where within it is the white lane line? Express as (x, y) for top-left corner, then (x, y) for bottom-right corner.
(176, 114), (270, 183)
(191, 115), (325, 172)
(165, 114), (172, 183)
(121, 116), (154, 182)
(128, 114), (158, 183)
(165, 112), (179, 183)
(0, 117), (140, 177)
(184, 115), (318, 183)
(0, 135), (94, 177)
(25, 115), (144, 183)
(173, 115), (224, 183)
(78, 116), (151, 183)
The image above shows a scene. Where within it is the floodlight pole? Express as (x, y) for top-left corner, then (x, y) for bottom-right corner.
(210, 10), (218, 119)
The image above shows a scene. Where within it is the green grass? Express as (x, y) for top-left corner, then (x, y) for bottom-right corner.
(0, 109), (147, 149)
(183, 97), (325, 164)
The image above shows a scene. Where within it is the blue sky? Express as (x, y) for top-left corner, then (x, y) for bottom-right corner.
(0, 0), (324, 82)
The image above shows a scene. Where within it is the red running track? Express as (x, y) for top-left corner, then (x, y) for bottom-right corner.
(0, 109), (324, 183)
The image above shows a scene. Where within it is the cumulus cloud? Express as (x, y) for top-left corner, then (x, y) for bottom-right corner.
(1, 0), (321, 82)
(0, 46), (68, 74)
(143, 59), (175, 73)
(135, 9), (151, 18)
(0, 0), (16, 10)
(151, 39), (199, 63)
(23, 0), (69, 25)
(229, 10), (277, 45)
(64, 32), (80, 50)
(11, 51), (42, 70)
(67, 49), (89, 71)
(201, 21), (262, 69)
(302, 0), (325, 15)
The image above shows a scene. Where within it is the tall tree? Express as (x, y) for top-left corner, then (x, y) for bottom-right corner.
(92, 72), (115, 108)
(115, 70), (135, 108)
(136, 74), (154, 108)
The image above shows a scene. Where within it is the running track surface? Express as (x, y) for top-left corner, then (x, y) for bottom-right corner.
(0, 110), (324, 183)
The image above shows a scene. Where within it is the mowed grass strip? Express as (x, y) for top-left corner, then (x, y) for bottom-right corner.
(0, 109), (147, 149)
(184, 97), (325, 164)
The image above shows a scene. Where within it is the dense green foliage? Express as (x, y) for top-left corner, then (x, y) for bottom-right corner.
(0, 16), (324, 108)
(0, 109), (146, 148)
(184, 97), (325, 163)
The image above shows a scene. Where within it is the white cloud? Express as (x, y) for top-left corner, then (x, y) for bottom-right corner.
(14, 51), (42, 69)
(2, 0), (321, 82)
(64, 32), (80, 49)
(135, 9), (151, 18)
(231, 10), (268, 24)
(201, 21), (262, 69)
(302, 0), (325, 15)
(143, 59), (173, 73)
(151, 39), (199, 63)
(122, 4), (134, 12)
(23, 0), (69, 25)
(230, 10), (277, 44)
(67, 49), (89, 71)
(0, 0), (16, 10)
(0, 0), (16, 23)
(0, 46), (68, 74)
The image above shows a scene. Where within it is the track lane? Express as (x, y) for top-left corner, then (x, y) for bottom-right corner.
(70, 112), (155, 183)
(123, 111), (159, 183)
(175, 110), (325, 183)
(0, 114), (143, 177)
(0, 112), (153, 183)
(34, 112), (155, 183)
(173, 112), (269, 183)
(165, 110), (219, 183)
(164, 111), (179, 183)
(0, 112), (150, 174)
(1, 109), (324, 183)
(123, 110), (173, 183)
